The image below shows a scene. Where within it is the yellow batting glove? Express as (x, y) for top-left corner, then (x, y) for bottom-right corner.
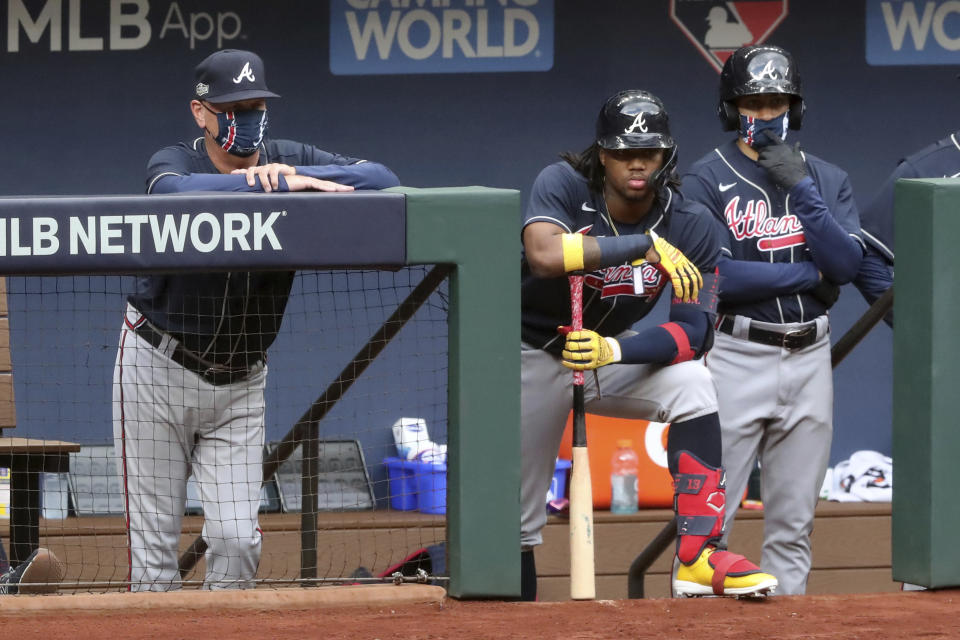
(647, 229), (702, 303)
(561, 330), (622, 371)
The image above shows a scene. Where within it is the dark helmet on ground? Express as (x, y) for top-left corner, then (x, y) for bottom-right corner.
(596, 90), (678, 189)
(717, 44), (805, 131)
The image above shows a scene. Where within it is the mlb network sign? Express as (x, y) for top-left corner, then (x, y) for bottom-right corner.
(329, 0), (554, 75)
(866, 0), (960, 64)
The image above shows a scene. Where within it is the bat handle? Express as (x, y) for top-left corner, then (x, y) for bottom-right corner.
(569, 275), (585, 386)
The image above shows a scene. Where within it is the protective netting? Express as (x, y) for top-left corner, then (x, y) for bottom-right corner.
(0, 267), (450, 592)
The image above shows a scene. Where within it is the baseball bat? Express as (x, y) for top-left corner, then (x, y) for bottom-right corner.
(568, 274), (596, 600)
(831, 285), (893, 368)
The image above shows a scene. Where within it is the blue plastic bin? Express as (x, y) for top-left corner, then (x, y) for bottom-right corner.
(548, 458), (572, 503)
(414, 460), (447, 515)
(384, 457), (447, 514)
(387, 457), (570, 514)
(384, 457), (419, 511)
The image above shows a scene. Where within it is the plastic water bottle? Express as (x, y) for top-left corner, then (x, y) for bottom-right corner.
(610, 439), (639, 514)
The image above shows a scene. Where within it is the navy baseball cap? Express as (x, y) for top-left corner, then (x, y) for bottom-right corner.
(193, 49), (280, 103)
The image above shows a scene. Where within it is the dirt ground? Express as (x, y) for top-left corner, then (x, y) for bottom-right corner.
(1, 590), (958, 639)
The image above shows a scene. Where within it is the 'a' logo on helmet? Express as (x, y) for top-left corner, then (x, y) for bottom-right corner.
(625, 113), (648, 134)
(233, 62), (256, 84)
(753, 59), (780, 80)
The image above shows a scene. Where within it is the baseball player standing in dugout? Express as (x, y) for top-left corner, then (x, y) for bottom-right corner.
(112, 49), (399, 591)
(519, 89), (777, 600)
(683, 45), (864, 595)
(850, 122), (960, 322)
(846, 118), (960, 594)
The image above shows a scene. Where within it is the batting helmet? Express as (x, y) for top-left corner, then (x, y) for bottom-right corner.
(717, 45), (805, 131)
(596, 90), (678, 189)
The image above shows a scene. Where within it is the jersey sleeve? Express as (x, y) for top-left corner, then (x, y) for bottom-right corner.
(523, 164), (581, 233)
(283, 141), (400, 189)
(146, 146), (194, 193)
(146, 145), (277, 194)
(298, 144), (365, 166)
(716, 256), (821, 303)
(294, 161), (400, 190)
(860, 159), (919, 262)
(617, 291), (714, 365)
(667, 200), (724, 272)
(852, 247), (894, 327)
(787, 173), (863, 284)
(680, 170), (724, 224)
(146, 141), (400, 194)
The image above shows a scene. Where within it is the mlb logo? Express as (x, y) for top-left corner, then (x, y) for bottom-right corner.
(670, 0), (789, 72)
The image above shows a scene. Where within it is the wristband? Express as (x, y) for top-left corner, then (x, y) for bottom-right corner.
(596, 234), (653, 267)
(603, 336), (622, 364)
(561, 233), (584, 272)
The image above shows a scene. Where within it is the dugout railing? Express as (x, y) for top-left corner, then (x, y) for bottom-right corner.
(0, 187), (520, 599)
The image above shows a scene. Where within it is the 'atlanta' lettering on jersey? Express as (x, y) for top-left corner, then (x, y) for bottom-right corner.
(585, 261), (665, 299)
(723, 196), (804, 249)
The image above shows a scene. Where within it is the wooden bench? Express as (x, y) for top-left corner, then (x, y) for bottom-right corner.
(0, 278), (83, 567)
(0, 437), (82, 567)
(536, 501), (896, 599)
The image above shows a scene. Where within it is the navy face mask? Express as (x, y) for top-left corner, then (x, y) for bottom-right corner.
(205, 106), (268, 157)
(739, 112), (789, 149)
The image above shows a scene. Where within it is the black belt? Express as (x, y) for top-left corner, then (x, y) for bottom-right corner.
(133, 322), (261, 386)
(717, 316), (820, 351)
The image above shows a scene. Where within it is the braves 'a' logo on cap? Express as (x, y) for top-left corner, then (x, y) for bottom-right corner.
(233, 62), (256, 84)
(752, 59), (780, 80)
(625, 113), (648, 134)
(670, 0), (789, 73)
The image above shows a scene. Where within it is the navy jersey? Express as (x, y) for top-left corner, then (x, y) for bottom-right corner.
(684, 140), (862, 324)
(146, 137), (396, 194)
(521, 161), (722, 353)
(860, 131), (960, 263)
(129, 137), (398, 366)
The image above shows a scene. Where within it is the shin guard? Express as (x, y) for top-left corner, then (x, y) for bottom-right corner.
(673, 451), (726, 565)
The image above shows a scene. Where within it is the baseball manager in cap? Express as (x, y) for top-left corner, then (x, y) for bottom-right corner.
(112, 49), (400, 591)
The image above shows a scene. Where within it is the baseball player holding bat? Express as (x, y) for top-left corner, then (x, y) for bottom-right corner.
(112, 49), (399, 591)
(519, 89), (776, 600)
(683, 45), (864, 595)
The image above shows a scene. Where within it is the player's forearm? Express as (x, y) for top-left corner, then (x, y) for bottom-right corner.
(788, 179), (863, 283)
(852, 252), (894, 327)
(148, 172), (273, 194)
(717, 256), (820, 303)
(294, 162), (400, 190)
(617, 307), (711, 365)
(616, 326), (682, 364)
(525, 232), (652, 278)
